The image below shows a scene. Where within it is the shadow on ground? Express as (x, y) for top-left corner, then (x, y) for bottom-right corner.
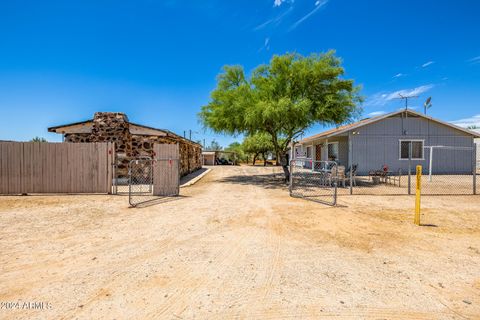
(217, 173), (288, 190)
(180, 168), (209, 186)
(130, 195), (188, 208)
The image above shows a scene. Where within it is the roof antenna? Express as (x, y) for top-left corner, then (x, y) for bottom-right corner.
(396, 93), (418, 136)
(396, 93), (419, 111)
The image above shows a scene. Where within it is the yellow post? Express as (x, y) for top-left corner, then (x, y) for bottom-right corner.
(414, 165), (422, 226)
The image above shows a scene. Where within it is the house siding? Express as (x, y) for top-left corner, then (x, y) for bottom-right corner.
(350, 115), (474, 175)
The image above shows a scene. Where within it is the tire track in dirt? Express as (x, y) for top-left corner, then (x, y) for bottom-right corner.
(230, 166), (285, 319)
(63, 168), (240, 319)
(64, 223), (236, 318)
(143, 229), (250, 318)
(138, 167), (258, 318)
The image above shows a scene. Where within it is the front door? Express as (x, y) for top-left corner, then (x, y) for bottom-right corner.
(315, 144), (322, 161)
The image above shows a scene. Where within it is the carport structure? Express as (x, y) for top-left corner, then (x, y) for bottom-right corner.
(202, 150), (237, 165)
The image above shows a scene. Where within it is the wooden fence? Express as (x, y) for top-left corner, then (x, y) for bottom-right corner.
(153, 144), (180, 196)
(0, 142), (114, 194)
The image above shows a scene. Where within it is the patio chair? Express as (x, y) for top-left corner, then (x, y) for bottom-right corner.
(385, 168), (402, 187)
(326, 166), (338, 186)
(369, 165), (389, 184)
(336, 166), (347, 188)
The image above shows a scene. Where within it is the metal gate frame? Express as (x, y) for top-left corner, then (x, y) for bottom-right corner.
(128, 157), (154, 207)
(128, 157), (180, 207)
(289, 159), (338, 206)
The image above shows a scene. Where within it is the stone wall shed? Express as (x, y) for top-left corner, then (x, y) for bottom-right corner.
(48, 112), (202, 178)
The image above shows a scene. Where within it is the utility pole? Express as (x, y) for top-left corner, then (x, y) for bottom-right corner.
(183, 130), (186, 138)
(189, 130), (192, 140)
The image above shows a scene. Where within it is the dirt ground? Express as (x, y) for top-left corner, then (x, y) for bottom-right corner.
(1, 165), (479, 319)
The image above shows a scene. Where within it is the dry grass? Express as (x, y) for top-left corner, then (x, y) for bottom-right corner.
(0, 166), (479, 319)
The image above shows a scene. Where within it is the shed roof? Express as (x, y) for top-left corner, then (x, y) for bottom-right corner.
(299, 109), (480, 143)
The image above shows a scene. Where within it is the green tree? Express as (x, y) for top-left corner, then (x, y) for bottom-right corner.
(204, 139), (222, 151)
(242, 133), (274, 166)
(224, 141), (246, 164)
(467, 125), (479, 130)
(199, 51), (362, 180)
(30, 136), (47, 142)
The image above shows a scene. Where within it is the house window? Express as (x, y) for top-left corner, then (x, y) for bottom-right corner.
(327, 142), (339, 161)
(295, 146), (302, 158)
(399, 140), (424, 160)
(306, 146), (312, 159)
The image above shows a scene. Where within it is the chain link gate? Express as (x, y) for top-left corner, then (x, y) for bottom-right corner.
(128, 157), (180, 207)
(290, 159), (338, 205)
(128, 157), (154, 206)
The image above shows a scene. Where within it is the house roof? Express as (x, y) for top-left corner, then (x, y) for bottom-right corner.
(48, 119), (202, 147)
(299, 109), (480, 143)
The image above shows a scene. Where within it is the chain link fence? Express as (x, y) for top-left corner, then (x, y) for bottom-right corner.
(291, 139), (478, 202)
(290, 160), (338, 205)
(128, 158), (179, 207)
(346, 142), (478, 196)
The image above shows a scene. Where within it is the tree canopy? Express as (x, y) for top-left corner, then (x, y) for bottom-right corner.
(204, 139), (222, 151)
(242, 133), (273, 154)
(199, 51), (362, 159)
(242, 133), (275, 165)
(30, 136), (47, 142)
(224, 141), (246, 162)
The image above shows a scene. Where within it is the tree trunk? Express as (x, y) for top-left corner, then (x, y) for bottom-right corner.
(262, 152), (267, 166)
(252, 153), (258, 166)
(280, 152), (290, 183)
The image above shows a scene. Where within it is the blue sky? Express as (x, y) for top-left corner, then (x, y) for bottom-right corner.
(0, 0), (479, 146)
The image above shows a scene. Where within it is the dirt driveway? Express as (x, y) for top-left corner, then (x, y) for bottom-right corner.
(1, 165), (479, 319)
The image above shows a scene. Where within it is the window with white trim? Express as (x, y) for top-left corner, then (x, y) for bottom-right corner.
(399, 140), (424, 160)
(327, 142), (339, 161)
(306, 146), (312, 159)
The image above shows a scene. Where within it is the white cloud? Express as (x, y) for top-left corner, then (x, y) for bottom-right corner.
(450, 114), (480, 128)
(365, 84), (434, 106)
(289, 0), (328, 30)
(421, 61), (435, 68)
(367, 111), (387, 117)
(258, 37), (271, 52)
(254, 6), (293, 30)
(467, 56), (480, 64)
(393, 73), (405, 78)
(387, 84), (434, 100)
(274, 0), (294, 7)
(264, 37), (270, 50)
